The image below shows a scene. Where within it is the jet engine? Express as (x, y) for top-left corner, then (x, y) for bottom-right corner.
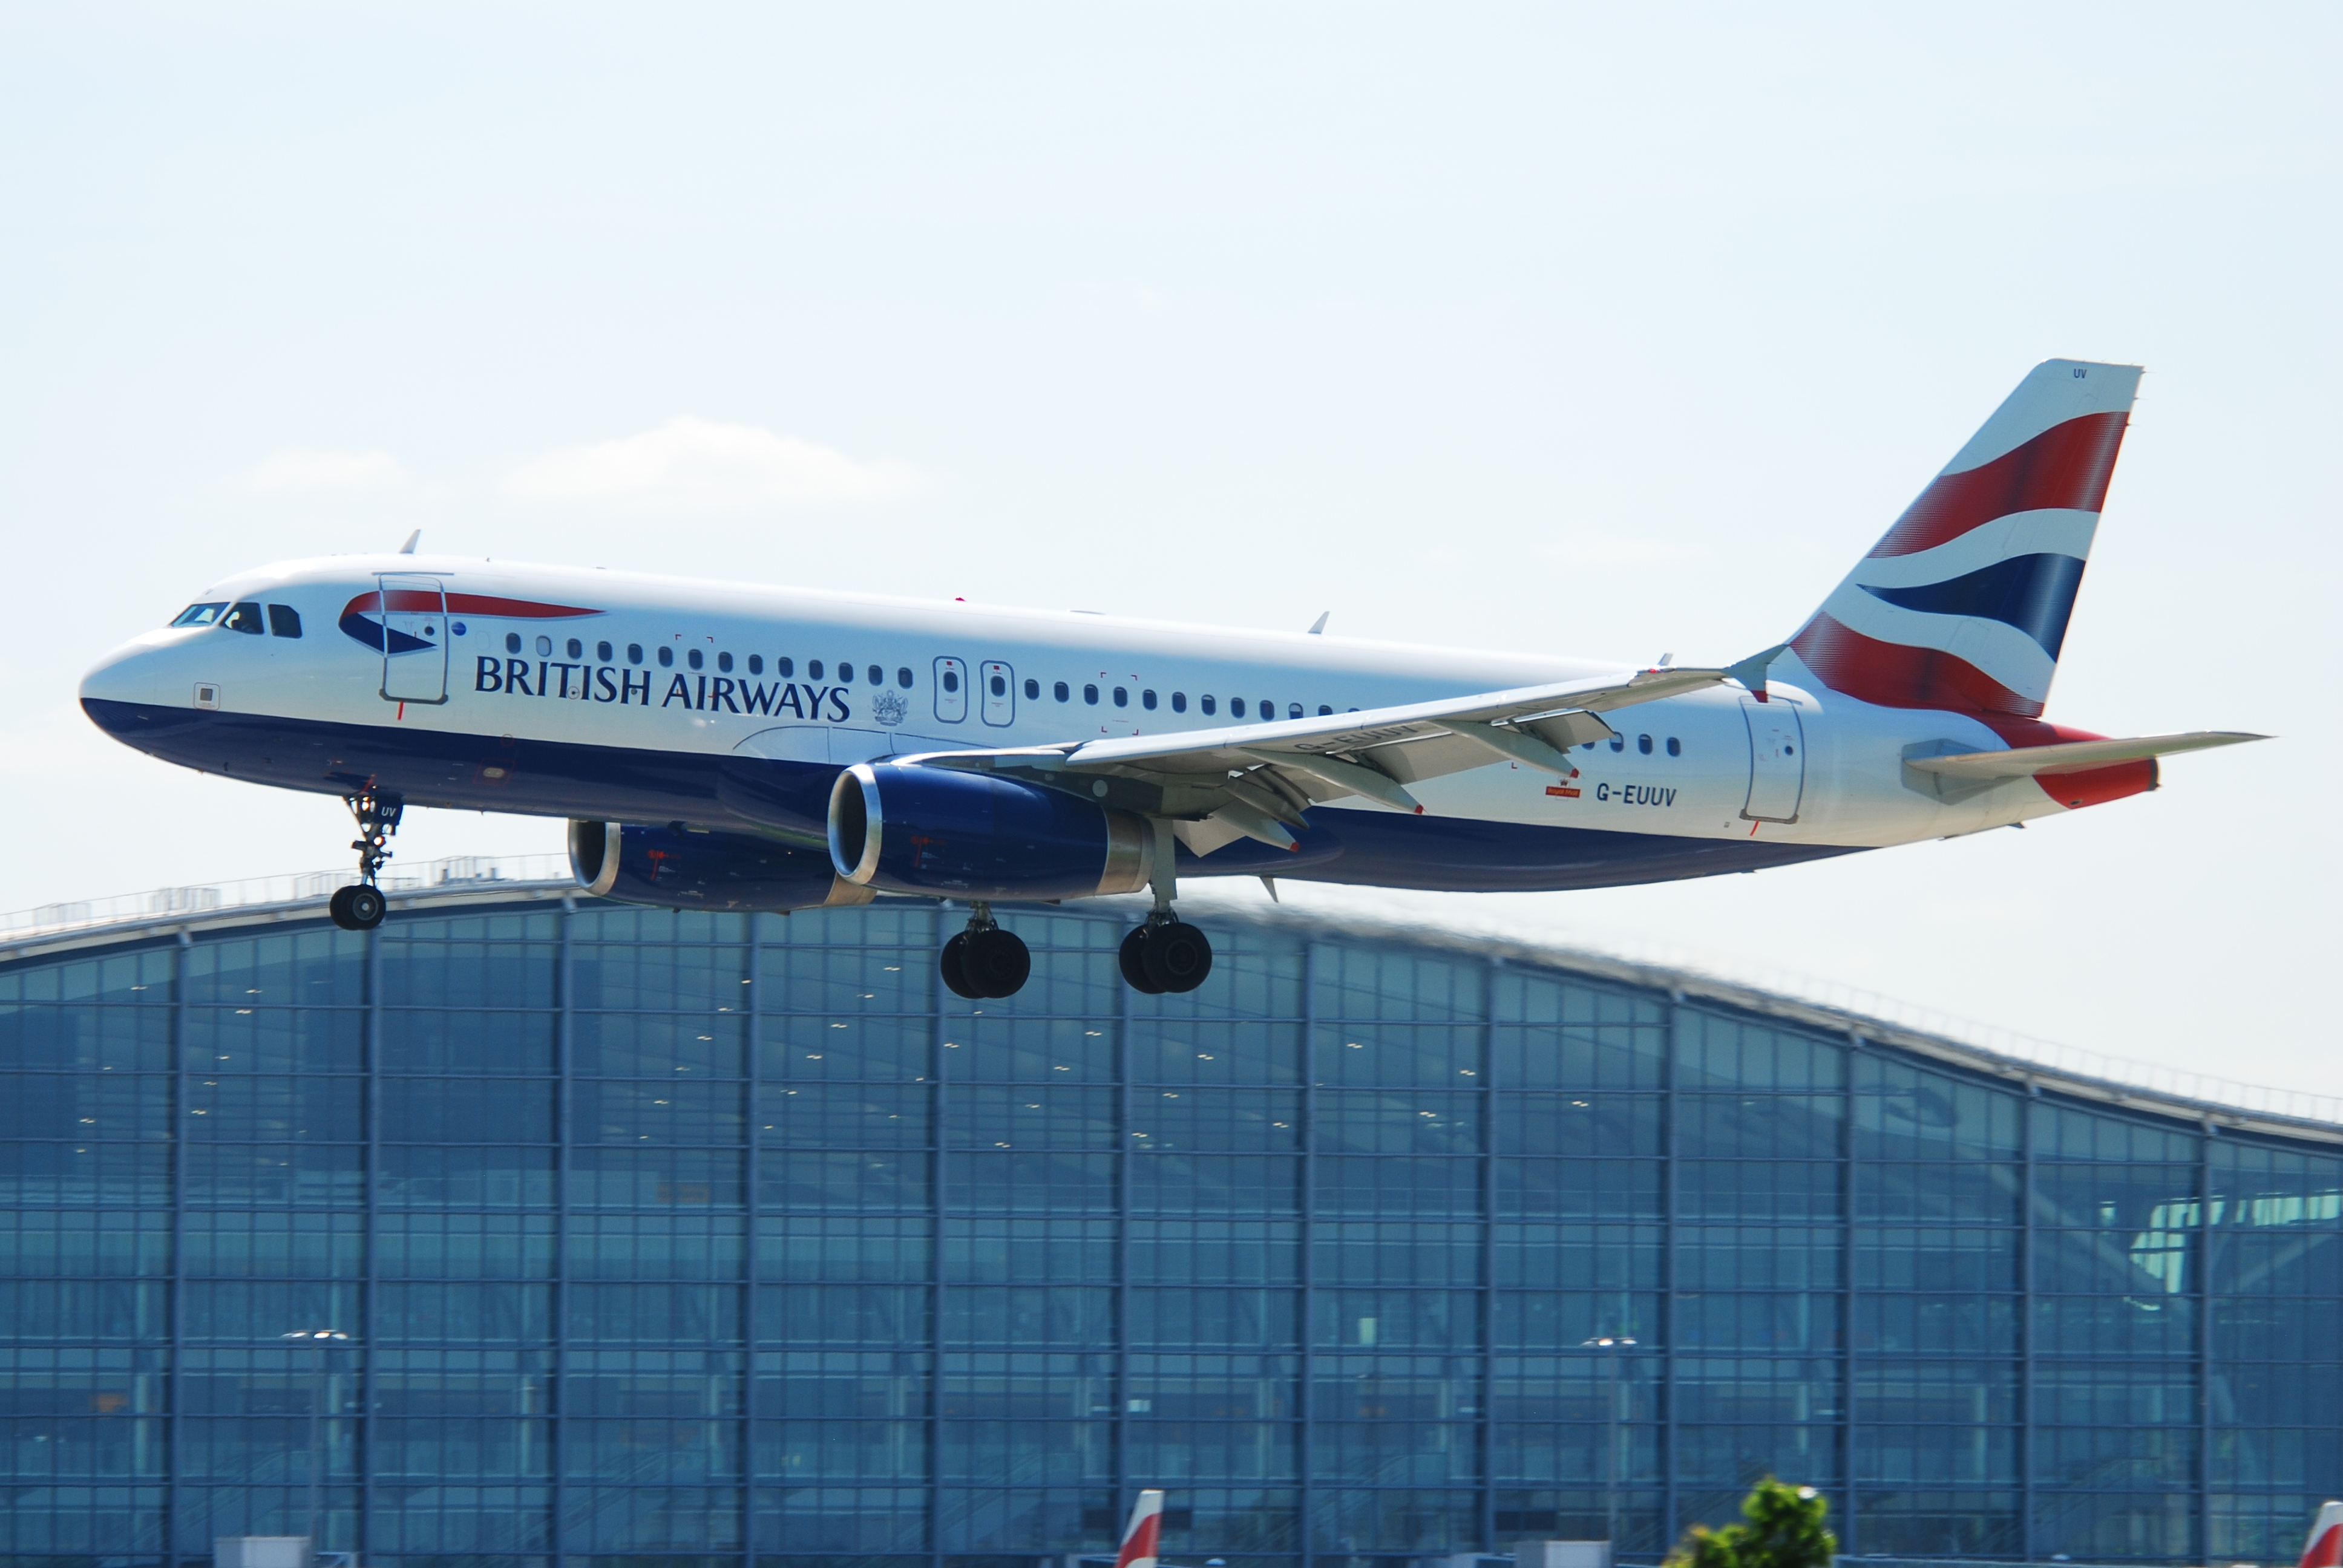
(827, 762), (1155, 900)
(569, 820), (875, 912)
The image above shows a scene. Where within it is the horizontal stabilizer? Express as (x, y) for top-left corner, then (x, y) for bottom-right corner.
(1904, 730), (2266, 780)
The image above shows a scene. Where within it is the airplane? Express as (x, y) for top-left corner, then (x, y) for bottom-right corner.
(80, 358), (2261, 999)
(1118, 1489), (1164, 1568)
(2304, 1501), (2343, 1568)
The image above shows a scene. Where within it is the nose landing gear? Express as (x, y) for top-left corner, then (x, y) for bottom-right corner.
(940, 903), (1031, 999)
(328, 792), (402, 933)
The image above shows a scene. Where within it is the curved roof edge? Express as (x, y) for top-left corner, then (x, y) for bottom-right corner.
(2, 855), (2335, 1148)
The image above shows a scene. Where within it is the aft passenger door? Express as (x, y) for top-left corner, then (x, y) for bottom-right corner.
(980, 661), (1015, 727)
(932, 657), (968, 723)
(1740, 696), (1804, 823)
(377, 574), (449, 704)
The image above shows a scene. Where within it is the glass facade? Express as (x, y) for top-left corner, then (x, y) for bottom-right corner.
(0, 895), (2336, 1568)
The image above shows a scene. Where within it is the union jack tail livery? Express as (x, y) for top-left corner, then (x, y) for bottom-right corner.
(2301, 1501), (2343, 1568)
(1786, 358), (2141, 727)
(1115, 1489), (1164, 1568)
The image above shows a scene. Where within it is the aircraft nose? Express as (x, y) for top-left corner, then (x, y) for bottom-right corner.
(80, 630), (188, 716)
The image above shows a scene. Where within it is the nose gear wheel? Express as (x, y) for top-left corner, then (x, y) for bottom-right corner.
(329, 792), (402, 932)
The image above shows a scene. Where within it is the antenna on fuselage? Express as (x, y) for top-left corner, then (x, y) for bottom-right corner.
(398, 529), (421, 555)
(1307, 612), (1329, 635)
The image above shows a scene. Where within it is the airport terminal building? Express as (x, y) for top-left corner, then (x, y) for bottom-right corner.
(1, 865), (2336, 1568)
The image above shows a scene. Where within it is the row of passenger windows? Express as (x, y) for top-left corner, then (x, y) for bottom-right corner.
(1019, 678), (1337, 720)
(1602, 734), (1684, 757)
(176, 604), (1682, 750)
(172, 602), (302, 639)
(501, 633), (914, 688)
(495, 633), (1346, 720)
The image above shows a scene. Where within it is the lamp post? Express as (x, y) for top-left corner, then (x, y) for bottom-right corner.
(281, 1330), (350, 1565)
(1581, 1336), (1637, 1553)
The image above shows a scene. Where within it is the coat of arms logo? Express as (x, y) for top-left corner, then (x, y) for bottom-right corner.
(871, 690), (909, 727)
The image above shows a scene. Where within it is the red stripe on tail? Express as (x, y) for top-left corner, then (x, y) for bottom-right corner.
(1790, 612), (2044, 719)
(1869, 411), (2129, 558)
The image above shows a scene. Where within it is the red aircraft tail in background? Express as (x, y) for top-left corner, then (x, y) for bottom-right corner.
(1115, 1490), (1164, 1568)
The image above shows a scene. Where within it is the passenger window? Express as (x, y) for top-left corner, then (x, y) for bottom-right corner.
(838, 658), (854, 681)
(628, 644), (644, 665)
(1317, 705), (1331, 716)
(1172, 692), (1186, 713)
(777, 657), (793, 677)
(1287, 703), (1302, 719)
(1024, 678), (1040, 699)
(717, 651), (733, 673)
(536, 635), (552, 656)
(747, 654), (762, 674)
(897, 668), (913, 688)
(266, 604), (303, 638)
(1231, 698), (1246, 717)
(1638, 734), (1653, 754)
(600, 641), (615, 662)
(810, 660), (825, 681)
(869, 665), (883, 685)
(1608, 735), (1624, 751)
(223, 602), (266, 635)
(1201, 695), (1216, 716)
(688, 648), (704, 670)
(1666, 737), (1681, 757)
(1054, 681), (1070, 702)
(1084, 684), (1098, 705)
(568, 638), (584, 659)
(1142, 690), (1157, 710)
(171, 603), (228, 627)
(1260, 699), (1274, 720)
(659, 646), (674, 667)
(1113, 687), (1128, 707)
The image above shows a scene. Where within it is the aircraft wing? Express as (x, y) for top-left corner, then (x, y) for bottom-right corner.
(1904, 731), (2267, 780)
(899, 659), (1754, 852)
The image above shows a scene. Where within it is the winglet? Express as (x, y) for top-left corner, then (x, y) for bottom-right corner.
(398, 529), (422, 555)
(1307, 612), (1330, 635)
(1725, 643), (1790, 702)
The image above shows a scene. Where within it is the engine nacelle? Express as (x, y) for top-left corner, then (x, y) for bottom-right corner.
(827, 762), (1155, 900)
(569, 820), (876, 913)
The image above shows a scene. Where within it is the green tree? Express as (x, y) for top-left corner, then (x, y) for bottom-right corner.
(1662, 1478), (1837, 1568)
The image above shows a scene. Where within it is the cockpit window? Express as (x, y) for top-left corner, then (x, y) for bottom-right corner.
(171, 603), (228, 627)
(221, 602), (267, 635)
(267, 604), (303, 639)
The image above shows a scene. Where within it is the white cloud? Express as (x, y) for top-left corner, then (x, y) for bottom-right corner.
(1536, 530), (1708, 569)
(243, 447), (410, 494)
(502, 417), (922, 510)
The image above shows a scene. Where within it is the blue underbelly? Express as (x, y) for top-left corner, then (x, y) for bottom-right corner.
(82, 700), (1858, 892)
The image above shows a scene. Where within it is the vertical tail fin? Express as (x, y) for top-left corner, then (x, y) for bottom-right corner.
(2301, 1501), (2343, 1568)
(1116, 1490), (1165, 1568)
(1784, 359), (2142, 721)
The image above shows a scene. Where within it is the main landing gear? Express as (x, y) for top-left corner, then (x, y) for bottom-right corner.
(940, 903), (1031, 1000)
(1119, 832), (1211, 995)
(327, 792), (402, 933)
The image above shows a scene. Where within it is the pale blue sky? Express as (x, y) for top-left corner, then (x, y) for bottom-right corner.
(3, 6), (2335, 1092)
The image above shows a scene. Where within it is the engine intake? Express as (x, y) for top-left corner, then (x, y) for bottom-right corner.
(570, 820), (875, 913)
(828, 762), (1153, 900)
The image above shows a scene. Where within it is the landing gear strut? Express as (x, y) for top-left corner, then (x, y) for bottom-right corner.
(940, 902), (1031, 999)
(1119, 828), (1211, 994)
(328, 792), (402, 933)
